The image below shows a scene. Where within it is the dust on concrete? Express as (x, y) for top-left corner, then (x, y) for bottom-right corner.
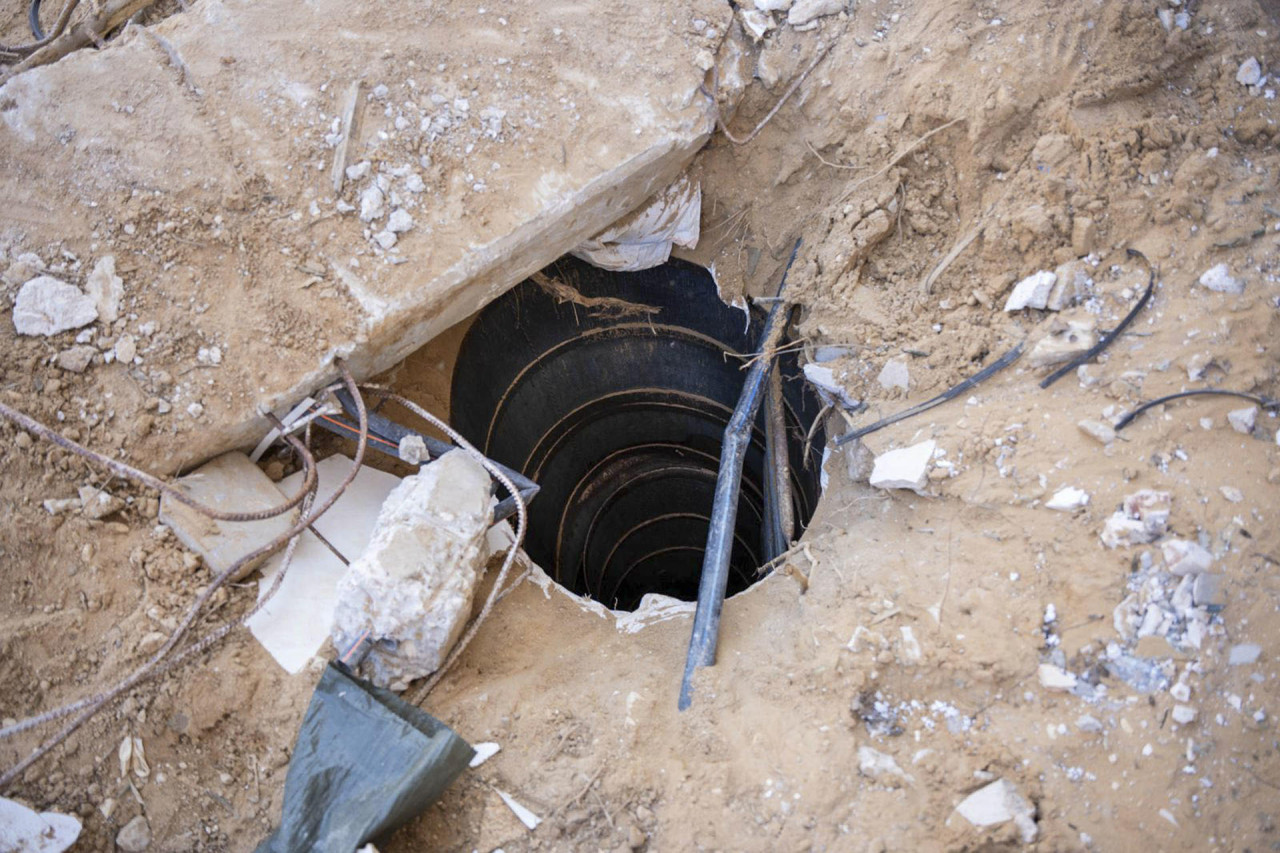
(2, 0), (1279, 850)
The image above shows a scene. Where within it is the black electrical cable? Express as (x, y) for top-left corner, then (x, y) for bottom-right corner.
(28, 0), (45, 40)
(1039, 248), (1155, 389)
(1114, 389), (1279, 431)
(833, 340), (1026, 447)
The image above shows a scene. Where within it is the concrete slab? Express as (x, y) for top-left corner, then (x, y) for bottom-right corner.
(0, 0), (728, 472)
(246, 454), (401, 674)
(159, 451), (299, 581)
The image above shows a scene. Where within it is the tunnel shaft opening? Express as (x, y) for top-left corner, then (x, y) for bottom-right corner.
(450, 257), (825, 611)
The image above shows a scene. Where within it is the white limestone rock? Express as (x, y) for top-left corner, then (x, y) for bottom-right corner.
(331, 450), (495, 690)
(787, 0), (844, 26)
(387, 209), (415, 233)
(1045, 486), (1089, 512)
(1004, 270), (1057, 311)
(739, 8), (775, 41)
(1227, 406), (1256, 434)
(1237, 57), (1262, 87)
(1198, 263), (1244, 294)
(12, 276), (98, 336)
(1077, 419), (1115, 445)
(85, 255), (124, 324)
(359, 185), (385, 222)
(869, 440), (936, 493)
(954, 779), (1038, 844)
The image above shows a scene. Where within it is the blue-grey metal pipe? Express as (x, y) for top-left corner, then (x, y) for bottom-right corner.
(679, 243), (800, 710)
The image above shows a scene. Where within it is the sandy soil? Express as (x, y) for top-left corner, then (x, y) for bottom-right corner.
(2, 0), (1279, 851)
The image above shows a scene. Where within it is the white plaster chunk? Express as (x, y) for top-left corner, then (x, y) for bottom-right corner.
(858, 746), (913, 785)
(1037, 663), (1077, 691)
(869, 440), (936, 493)
(248, 456), (401, 674)
(1045, 486), (1089, 512)
(803, 362), (859, 409)
(954, 779), (1038, 844)
(331, 450), (495, 690)
(739, 8), (775, 41)
(85, 255), (124, 324)
(1003, 270), (1057, 311)
(12, 276), (98, 336)
(1227, 406), (1256, 434)
(1228, 643), (1261, 665)
(1198, 263), (1244, 294)
(1161, 539), (1213, 576)
(0, 796), (81, 852)
(877, 358), (910, 392)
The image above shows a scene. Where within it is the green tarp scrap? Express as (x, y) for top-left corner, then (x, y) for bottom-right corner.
(256, 662), (474, 852)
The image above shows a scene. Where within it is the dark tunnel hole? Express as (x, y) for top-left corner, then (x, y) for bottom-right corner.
(449, 257), (825, 611)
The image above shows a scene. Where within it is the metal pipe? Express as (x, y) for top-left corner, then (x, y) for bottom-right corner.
(679, 242), (800, 711)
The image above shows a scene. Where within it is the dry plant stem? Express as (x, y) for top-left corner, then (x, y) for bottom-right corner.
(0, 0), (81, 56)
(828, 118), (963, 206)
(0, 400), (317, 523)
(370, 389), (529, 707)
(0, 361), (370, 790)
(706, 42), (831, 146)
(4, 0), (156, 78)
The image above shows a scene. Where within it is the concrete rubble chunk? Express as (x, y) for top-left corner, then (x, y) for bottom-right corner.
(159, 452), (300, 582)
(753, 0), (793, 11)
(12, 276), (98, 336)
(86, 255), (124, 324)
(116, 815), (151, 852)
(1037, 663), (1077, 691)
(331, 450), (495, 690)
(387, 209), (415, 233)
(869, 440), (937, 493)
(1237, 57), (1262, 86)
(1047, 260), (1091, 311)
(1027, 319), (1097, 368)
(359, 185), (385, 222)
(1227, 406), (1256, 434)
(1101, 490), (1170, 548)
(1171, 705), (1197, 725)
(1004, 270), (1057, 311)
(877, 358), (910, 392)
(0, 796), (81, 852)
(1198, 263), (1244, 294)
(1161, 539), (1213, 576)
(1045, 486), (1088, 512)
(787, 0), (844, 26)
(1192, 573), (1225, 611)
(79, 485), (124, 520)
(954, 779), (1038, 844)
